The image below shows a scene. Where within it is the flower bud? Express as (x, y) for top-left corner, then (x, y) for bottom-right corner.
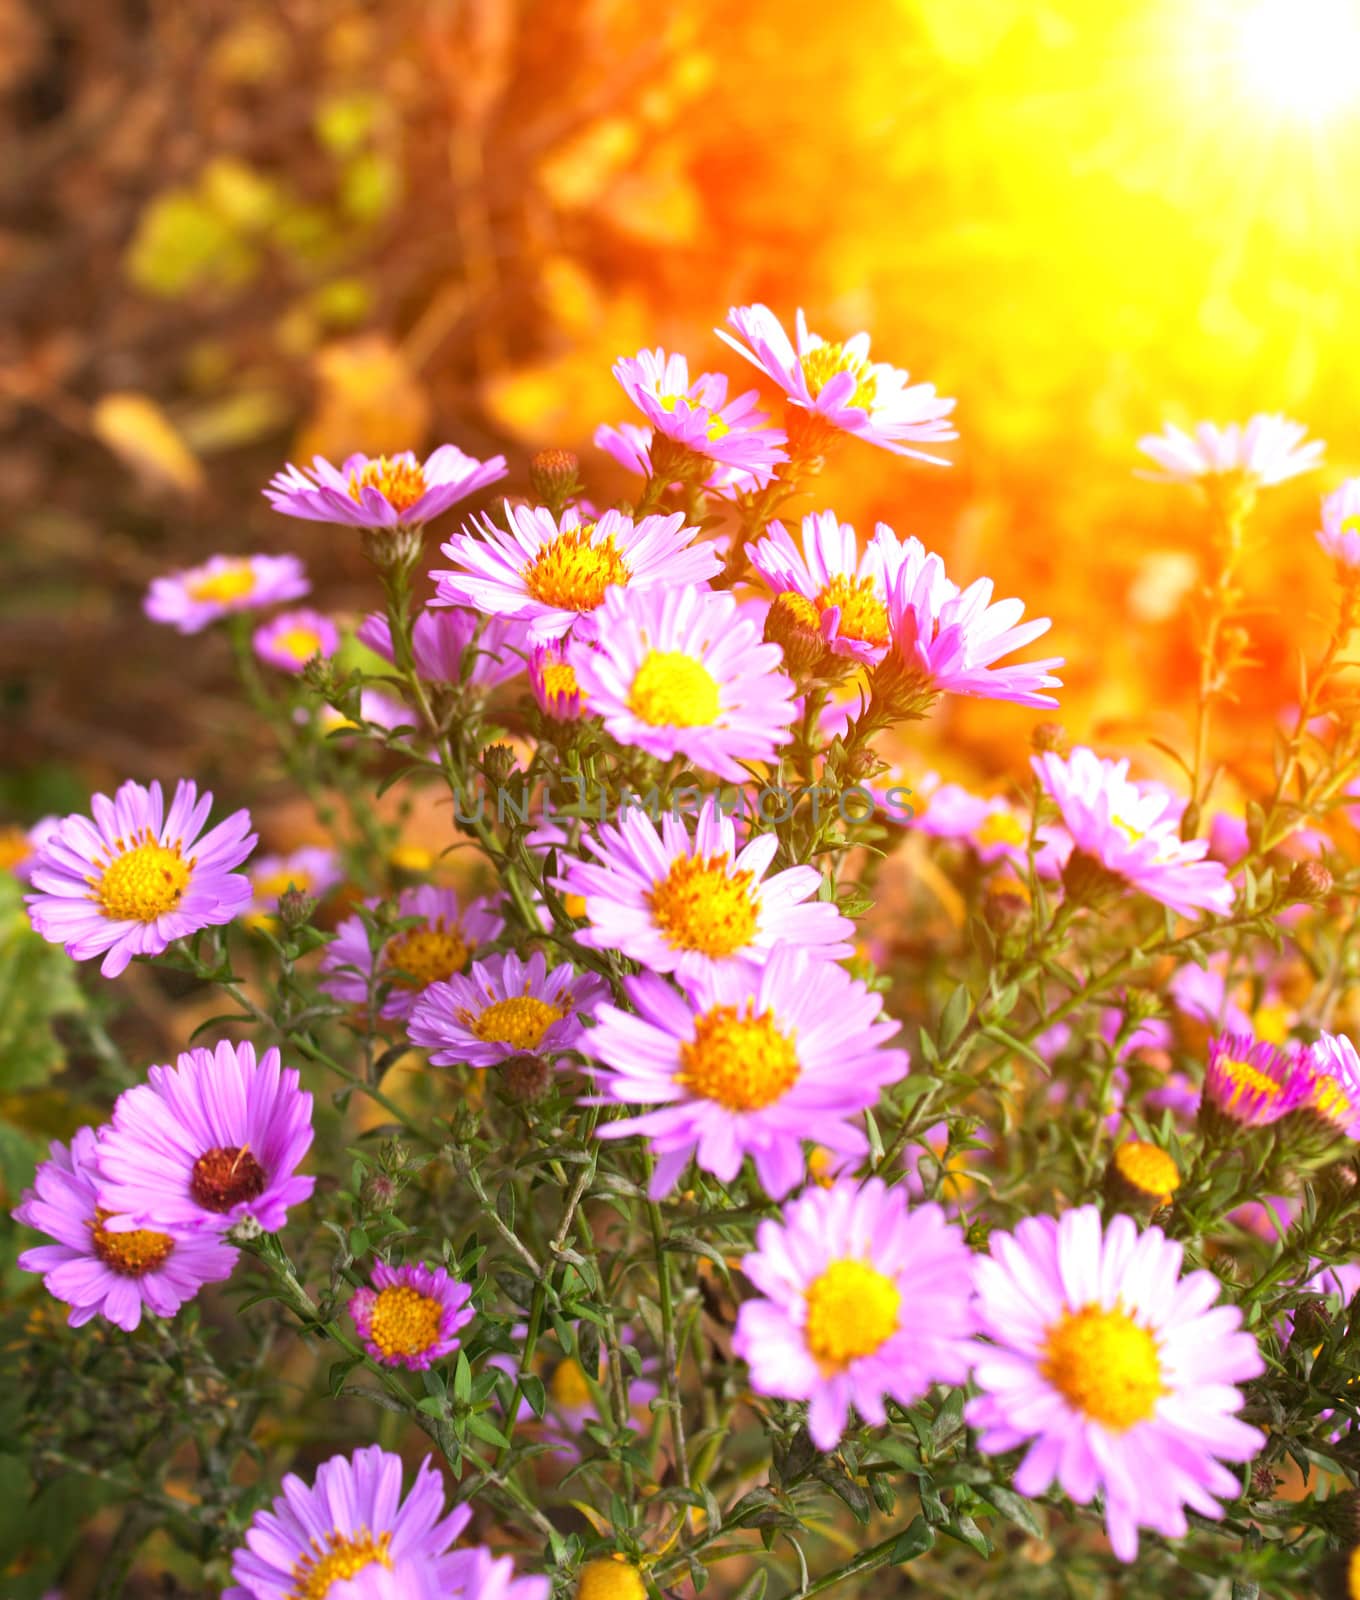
(529, 448), (581, 511)
(1030, 720), (1066, 755)
(278, 885), (318, 932)
(501, 1052), (552, 1104)
(763, 592), (832, 680)
(480, 743), (519, 786)
(1289, 859), (1334, 903)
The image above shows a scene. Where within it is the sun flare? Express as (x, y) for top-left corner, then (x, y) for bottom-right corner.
(1236, 0), (1360, 119)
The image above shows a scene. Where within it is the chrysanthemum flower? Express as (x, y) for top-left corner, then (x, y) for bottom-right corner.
(13, 1126), (238, 1331)
(613, 347), (788, 480)
(733, 1177), (974, 1449)
(878, 534), (1062, 711)
(967, 1206), (1265, 1561)
(432, 503), (721, 640)
(349, 1261), (474, 1370)
(357, 608), (525, 689)
(97, 1040), (314, 1236)
(1200, 1033), (1313, 1129)
(529, 641), (589, 721)
(225, 1445), (472, 1600)
(253, 608), (340, 674)
(567, 586), (797, 782)
(1032, 748), (1234, 918)
(1138, 416), (1323, 489)
(265, 445), (507, 529)
(1318, 479), (1360, 569)
(586, 944), (909, 1198)
(144, 554), (310, 635)
(559, 797), (853, 980)
(25, 778), (256, 978)
(718, 304), (957, 462)
(320, 885), (505, 1021)
(1302, 1030), (1360, 1138)
(245, 847), (343, 927)
(407, 948), (606, 1069)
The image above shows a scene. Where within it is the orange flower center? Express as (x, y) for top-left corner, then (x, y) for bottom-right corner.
(89, 1208), (174, 1276)
(524, 527), (630, 612)
(386, 919), (471, 988)
(815, 574), (889, 646)
(289, 1530), (393, 1600)
(1040, 1304), (1165, 1430)
(368, 1284), (443, 1360)
(348, 456), (427, 513)
(678, 1003), (799, 1111)
(648, 853), (759, 957)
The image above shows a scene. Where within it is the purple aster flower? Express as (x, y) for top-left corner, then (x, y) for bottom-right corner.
(1200, 1033), (1314, 1129)
(432, 502), (722, 641)
(910, 780), (1069, 874)
(1302, 1030), (1360, 1137)
(349, 1260), (474, 1370)
(718, 303), (957, 463)
(612, 347), (787, 480)
(967, 1205), (1265, 1562)
(225, 1445), (472, 1600)
(1318, 479), (1360, 569)
(244, 847), (344, 926)
(734, 1178), (975, 1450)
(320, 885), (505, 1021)
(1033, 747), (1235, 918)
(25, 778), (255, 978)
(144, 554), (310, 635)
(559, 797), (853, 981)
(567, 585), (797, 783)
(12, 1126), (238, 1331)
(357, 607), (525, 690)
(253, 608), (340, 674)
(265, 445), (507, 529)
(585, 943), (910, 1199)
(1138, 415), (1323, 489)
(407, 948), (606, 1069)
(529, 641), (589, 721)
(96, 1040), (315, 1236)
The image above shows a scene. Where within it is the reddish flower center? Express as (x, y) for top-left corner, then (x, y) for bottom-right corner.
(190, 1146), (267, 1212)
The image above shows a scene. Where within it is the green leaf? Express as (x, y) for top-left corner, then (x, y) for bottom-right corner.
(938, 985), (972, 1051)
(889, 1514), (935, 1563)
(976, 1481), (1044, 1537)
(0, 876), (85, 1090)
(465, 1411), (512, 1448)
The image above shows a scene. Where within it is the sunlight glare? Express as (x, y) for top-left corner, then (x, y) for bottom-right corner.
(1236, 0), (1360, 120)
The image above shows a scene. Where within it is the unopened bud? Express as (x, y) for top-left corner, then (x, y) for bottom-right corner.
(1030, 721), (1066, 755)
(1249, 1463), (1279, 1500)
(983, 888), (1030, 935)
(1290, 1297), (1332, 1350)
(1178, 800), (1202, 843)
(359, 1170), (400, 1212)
(501, 1053), (552, 1104)
(529, 448), (581, 511)
(278, 885), (318, 932)
(481, 743), (518, 785)
(764, 592), (831, 680)
(302, 655), (339, 698)
(1289, 859), (1334, 903)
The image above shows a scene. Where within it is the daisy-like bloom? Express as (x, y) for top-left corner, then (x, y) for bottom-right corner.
(529, 641), (589, 722)
(1318, 479), (1360, 570)
(12, 1126), (238, 1332)
(1199, 1033), (1313, 1130)
(265, 445), (507, 529)
(733, 1178), (975, 1450)
(407, 948), (606, 1069)
(717, 304), (957, 463)
(225, 1445), (472, 1600)
(144, 554), (310, 635)
(245, 847), (344, 927)
(357, 608), (525, 690)
(25, 778), (256, 978)
(612, 347), (788, 480)
(431, 503), (721, 641)
(1138, 415), (1322, 490)
(568, 586), (797, 783)
(967, 1205), (1265, 1562)
(1301, 1030), (1360, 1138)
(559, 797), (853, 981)
(878, 533), (1062, 711)
(320, 885), (505, 1021)
(1032, 747), (1234, 918)
(349, 1260), (474, 1370)
(911, 780), (1070, 874)
(0, 815), (59, 881)
(97, 1040), (314, 1236)
(749, 512), (901, 665)
(586, 943), (909, 1199)
(253, 608), (340, 674)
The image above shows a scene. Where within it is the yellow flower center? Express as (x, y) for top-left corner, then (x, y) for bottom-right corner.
(92, 834), (192, 922)
(272, 626), (324, 663)
(524, 527), (630, 612)
(678, 1003), (799, 1111)
(1250, 1001), (1291, 1046)
(773, 592), (822, 632)
(348, 455), (427, 513)
(577, 1558), (647, 1600)
(187, 562), (257, 604)
(541, 661), (584, 702)
(1341, 513), (1360, 539)
(551, 1356), (594, 1409)
(289, 1530), (393, 1600)
(1040, 1304), (1165, 1430)
(815, 574), (890, 647)
(1112, 1141), (1180, 1205)
(976, 811), (1028, 848)
(1217, 1056), (1283, 1111)
(648, 853), (759, 957)
(658, 393), (731, 441)
(1313, 1075), (1358, 1129)
(89, 1208), (174, 1277)
(368, 1284), (443, 1360)
(386, 920), (471, 988)
(1109, 814), (1144, 846)
(804, 1259), (902, 1369)
(628, 651), (721, 728)
(0, 825), (31, 873)
(800, 342), (878, 410)
(469, 995), (566, 1051)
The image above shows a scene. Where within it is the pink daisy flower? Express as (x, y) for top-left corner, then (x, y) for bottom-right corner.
(1200, 1033), (1314, 1129)
(559, 796), (853, 981)
(244, 847), (344, 925)
(1032, 748), (1235, 918)
(1302, 1030), (1360, 1137)
(225, 1445), (472, 1600)
(733, 1178), (975, 1449)
(252, 608), (340, 674)
(265, 445), (507, 529)
(967, 1206), (1265, 1561)
(585, 943), (910, 1199)
(407, 948), (606, 1069)
(717, 303), (957, 462)
(567, 586), (797, 783)
(911, 780), (1069, 873)
(432, 502), (721, 641)
(612, 347), (788, 480)
(349, 1260), (474, 1370)
(320, 885), (505, 1021)
(1138, 416), (1323, 488)
(1318, 479), (1360, 569)
(12, 1126), (238, 1331)
(357, 608), (525, 690)
(529, 641), (589, 721)
(96, 1040), (315, 1236)
(144, 554), (309, 635)
(25, 778), (256, 978)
